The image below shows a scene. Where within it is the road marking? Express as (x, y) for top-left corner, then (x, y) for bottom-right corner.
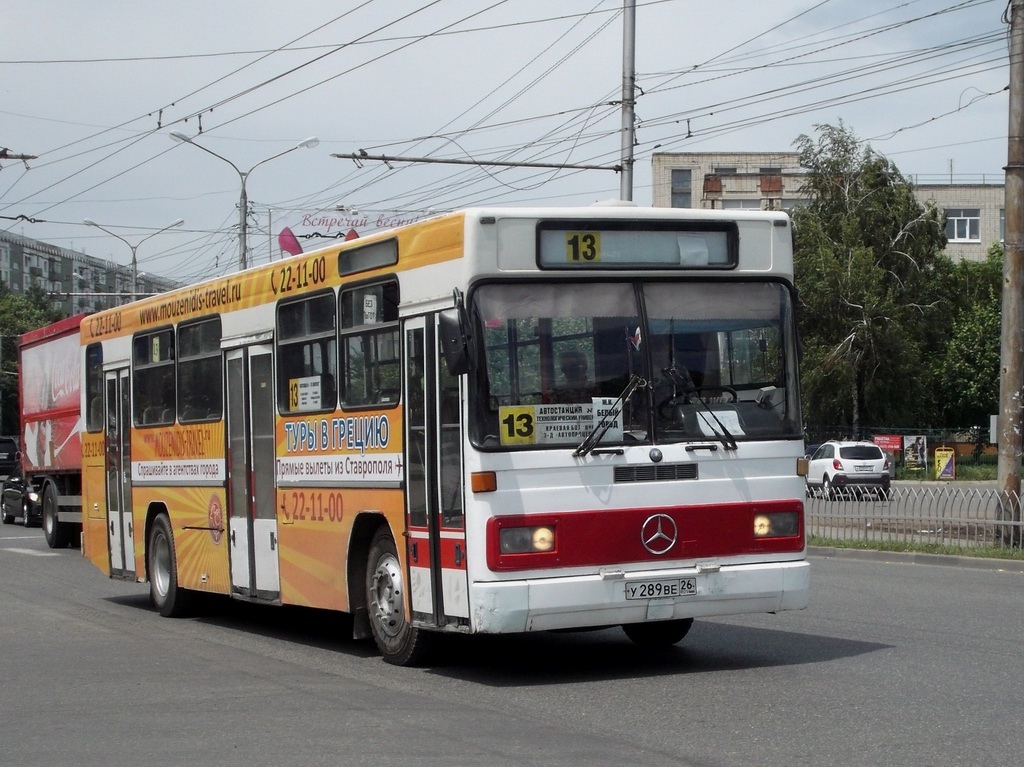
(1, 547), (59, 557)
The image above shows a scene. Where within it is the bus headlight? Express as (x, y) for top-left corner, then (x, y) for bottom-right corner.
(753, 511), (799, 538)
(499, 526), (556, 554)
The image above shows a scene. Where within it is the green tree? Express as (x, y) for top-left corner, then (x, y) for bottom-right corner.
(931, 243), (1002, 428)
(792, 122), (948, 437)
(0, 284), (64, 436)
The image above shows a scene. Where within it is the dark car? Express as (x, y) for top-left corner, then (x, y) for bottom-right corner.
(2, 465), (41, 527)
(0, 436), (18, 480)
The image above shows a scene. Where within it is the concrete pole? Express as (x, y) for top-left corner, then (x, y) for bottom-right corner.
(998, 0), (1024, 541)
(619, 0), (636, 201)
(129, 244), (139, 302)
(239, 173), (249, 271)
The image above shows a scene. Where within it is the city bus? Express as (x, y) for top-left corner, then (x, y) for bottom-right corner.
(80, 205), (809, 665)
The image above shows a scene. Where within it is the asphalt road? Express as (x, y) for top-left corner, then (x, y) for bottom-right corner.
(1, 523), (1022, 767)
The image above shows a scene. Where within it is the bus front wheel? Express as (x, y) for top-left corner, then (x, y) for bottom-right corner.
(622, 618), (694, 648)
(366, 526), (430, 666)
(147, 513), (192, 618)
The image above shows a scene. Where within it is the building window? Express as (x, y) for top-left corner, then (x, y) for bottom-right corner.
(670, 169), (692, 208)
(722, 199), (762, 209)
(713, 167), (737, 174)
(945, 208), (980, 242)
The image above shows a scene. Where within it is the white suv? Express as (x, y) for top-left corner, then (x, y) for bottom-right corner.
(806, 440), (891, 499)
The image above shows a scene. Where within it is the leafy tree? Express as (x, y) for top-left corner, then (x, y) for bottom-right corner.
(0, 284), (65, 436)
(931, 243), (1002, 428)
(792, 122), (948, 437)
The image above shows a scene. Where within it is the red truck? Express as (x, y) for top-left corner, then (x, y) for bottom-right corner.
(18, 314), (87, 548)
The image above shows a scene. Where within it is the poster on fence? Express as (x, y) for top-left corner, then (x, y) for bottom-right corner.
(873, 434), (902, 454)
(934, 447), (955, 480)
(905, 435), (927, 470)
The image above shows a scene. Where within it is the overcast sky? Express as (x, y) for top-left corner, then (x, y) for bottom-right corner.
(0, 0), (1008, 285)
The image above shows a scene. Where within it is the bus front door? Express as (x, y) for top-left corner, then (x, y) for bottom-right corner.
(104, 368), (135, 579)
(403, 315), (469, 629)
(225, 345), (280, 602)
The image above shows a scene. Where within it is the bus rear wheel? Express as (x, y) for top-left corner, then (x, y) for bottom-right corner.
(366, 526), (430, 666)
(148, 513), (192, 618)
(622, 618), (694, 648)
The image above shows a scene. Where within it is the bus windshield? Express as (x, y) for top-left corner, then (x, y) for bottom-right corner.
(470, 279), (801, 449)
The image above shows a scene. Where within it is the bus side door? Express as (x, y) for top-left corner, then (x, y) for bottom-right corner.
(104, 368), (134, 579)
(403, 314), (469, 628)
(225, 345), (280, 602)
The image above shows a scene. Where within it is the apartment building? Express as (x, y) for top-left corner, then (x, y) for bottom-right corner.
(651, 151), (1004, 263)
(0, 230), (179, 315)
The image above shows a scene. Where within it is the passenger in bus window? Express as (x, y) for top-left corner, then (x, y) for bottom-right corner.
(553, 349), (592, 403)
(322, 373), (336, 408)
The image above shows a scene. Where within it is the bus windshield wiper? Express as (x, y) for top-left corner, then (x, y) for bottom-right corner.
(663, 367), (738, 451)
(574, 374), (644, 457)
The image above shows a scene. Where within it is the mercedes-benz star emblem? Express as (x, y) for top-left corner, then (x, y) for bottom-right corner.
(640, 513), (678, 555)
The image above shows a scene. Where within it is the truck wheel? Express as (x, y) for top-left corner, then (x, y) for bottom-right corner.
(622, 618), (694, 647)
(366, 526), (431, 666)
(42, 483), (70, 548)
(147, 513), (193, 618)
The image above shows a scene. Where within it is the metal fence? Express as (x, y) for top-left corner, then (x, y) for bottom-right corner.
(805, 482), (1023, 551)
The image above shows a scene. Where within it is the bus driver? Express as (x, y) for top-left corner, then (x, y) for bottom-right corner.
(553, 349), (592, 403)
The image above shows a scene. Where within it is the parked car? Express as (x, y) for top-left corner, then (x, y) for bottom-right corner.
(0, 435), (18, 480)
(806, 440), (891, 499)
(1, 465), (41, 527)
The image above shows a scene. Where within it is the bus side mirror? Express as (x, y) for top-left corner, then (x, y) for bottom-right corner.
(439, 308), (470, 376)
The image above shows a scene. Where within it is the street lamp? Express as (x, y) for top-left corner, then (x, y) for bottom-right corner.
(169, 131), (319, 270)
(83, 218), (185, 302)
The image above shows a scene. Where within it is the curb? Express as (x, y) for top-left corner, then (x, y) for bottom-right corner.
(807, 546), (1024, 573)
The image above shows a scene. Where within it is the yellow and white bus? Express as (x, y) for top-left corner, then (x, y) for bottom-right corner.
(81, 205), (809, 665)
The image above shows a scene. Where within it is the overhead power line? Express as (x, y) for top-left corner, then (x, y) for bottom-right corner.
(331, 151), (621, 172)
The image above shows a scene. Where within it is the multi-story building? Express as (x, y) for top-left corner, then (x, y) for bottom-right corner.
(0, 231), (180, 315)
(912, 183), (1004, 263)
(651, 151), (1004, 263)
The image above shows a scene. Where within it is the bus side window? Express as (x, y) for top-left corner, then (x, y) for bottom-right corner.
(276, 291), (338, 414)
(85, 343), (104, 433)
(89, 397), (103, 428)
(339, 281), (400, 409)
(132, 328), (175, 427)
(177, 317), (223, 423)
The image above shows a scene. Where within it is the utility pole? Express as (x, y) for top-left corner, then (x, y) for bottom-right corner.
(998, 0), (1024, 544)
(170, 132), (318, 271)
(619, 0), (636, 201)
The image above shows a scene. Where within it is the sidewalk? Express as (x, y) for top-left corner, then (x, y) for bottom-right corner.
(808, 545), (1024, 572)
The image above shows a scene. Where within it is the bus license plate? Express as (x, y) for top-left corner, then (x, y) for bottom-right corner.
(624, 577), (697, 600)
